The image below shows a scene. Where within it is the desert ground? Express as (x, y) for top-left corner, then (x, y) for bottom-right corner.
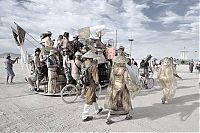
(0, 58), (199, 132)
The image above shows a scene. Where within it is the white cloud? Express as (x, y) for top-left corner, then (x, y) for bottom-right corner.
(152, 1), (178, 7)
(0, 0), (199, 59)
(157, 3), (199, 59)
(159, 11), (183, 24)
(185, 3), (200, 16)
(135, 3), (150, 10)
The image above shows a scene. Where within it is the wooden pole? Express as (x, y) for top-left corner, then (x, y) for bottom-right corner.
(115, 29), (117, 49)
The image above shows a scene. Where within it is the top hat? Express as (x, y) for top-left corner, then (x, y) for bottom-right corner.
(46, 31), (52, 35)
(63, 32), (69, 37)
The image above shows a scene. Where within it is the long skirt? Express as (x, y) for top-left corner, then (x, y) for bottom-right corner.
(159, 77), (177, 102)
(104, 84), (132, 113)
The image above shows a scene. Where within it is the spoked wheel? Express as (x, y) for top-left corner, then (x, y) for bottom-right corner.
(61, 84), (79, 104)
(146, 78), (154, 89)
(96, 84), (102, 98)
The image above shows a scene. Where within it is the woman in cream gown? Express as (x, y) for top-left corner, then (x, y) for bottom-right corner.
(104, 49), (140, 124)
(158, 57), (182, 104)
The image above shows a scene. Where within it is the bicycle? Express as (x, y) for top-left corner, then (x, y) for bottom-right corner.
(138, 68), (154, 89)
(60, 75), (102, 104)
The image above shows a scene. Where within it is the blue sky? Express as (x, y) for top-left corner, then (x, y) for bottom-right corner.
(0, 0), (199, 59)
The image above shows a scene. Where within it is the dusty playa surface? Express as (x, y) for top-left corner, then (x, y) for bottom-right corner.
(0, 58), (199, 132)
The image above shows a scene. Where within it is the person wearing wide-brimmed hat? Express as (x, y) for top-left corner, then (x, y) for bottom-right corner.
(41, 31), (53, 48)
(81, 50), (103, 122)
(47, 49), (58, 93)
(141, 54), (153, 80)
(4, 54), (19, 84)
(104, 46), (138, 125)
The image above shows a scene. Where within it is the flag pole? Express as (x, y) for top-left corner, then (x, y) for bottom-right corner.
(115, 29), (117, 49)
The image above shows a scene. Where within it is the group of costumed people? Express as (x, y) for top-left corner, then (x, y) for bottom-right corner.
(23, 30), (182, 124)
(25, 31), (108, 93)
(79, 46), (141, 123)
(81, 46), (182, 124)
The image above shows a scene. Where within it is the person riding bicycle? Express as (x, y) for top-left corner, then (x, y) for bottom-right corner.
(139, 54), (152, 89)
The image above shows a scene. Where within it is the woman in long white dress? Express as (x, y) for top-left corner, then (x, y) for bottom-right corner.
(158, 57), (182, 104)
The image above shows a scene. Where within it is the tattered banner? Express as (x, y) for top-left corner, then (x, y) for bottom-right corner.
(17, 25), (26, 44)
(11, 27), (20, 46)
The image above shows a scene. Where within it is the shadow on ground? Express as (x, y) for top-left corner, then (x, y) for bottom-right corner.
(132, 93), (199, 121)
(94, 93), (199, 126)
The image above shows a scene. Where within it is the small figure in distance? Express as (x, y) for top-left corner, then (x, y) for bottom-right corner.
(4, 54), (19, 84)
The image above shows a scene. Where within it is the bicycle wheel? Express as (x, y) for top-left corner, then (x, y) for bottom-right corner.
(61, 84), (79, 104)
(96, 84), (102, 98)
(146, 78), (154, 89)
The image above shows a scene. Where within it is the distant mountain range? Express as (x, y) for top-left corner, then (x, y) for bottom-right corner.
(0, 53), (21, 58)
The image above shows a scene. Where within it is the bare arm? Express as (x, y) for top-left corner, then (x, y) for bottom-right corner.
(174, 73), (183, 80)
(11, 57), (19, 64)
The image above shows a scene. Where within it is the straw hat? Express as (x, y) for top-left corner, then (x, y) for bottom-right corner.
(49, 49), (57, 56)
(75, 51), (82, 56)
(82, 50), (98, 59)
(113, 55), (128, 64)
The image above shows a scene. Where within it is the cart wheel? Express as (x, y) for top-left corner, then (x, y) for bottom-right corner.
(146, 78), (154, 89)
(61, 84), (79, 104)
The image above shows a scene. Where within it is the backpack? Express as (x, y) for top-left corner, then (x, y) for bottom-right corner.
(81, 65), (92, 86)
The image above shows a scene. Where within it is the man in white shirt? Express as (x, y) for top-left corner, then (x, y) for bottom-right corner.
(67, 52), (82, 81)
